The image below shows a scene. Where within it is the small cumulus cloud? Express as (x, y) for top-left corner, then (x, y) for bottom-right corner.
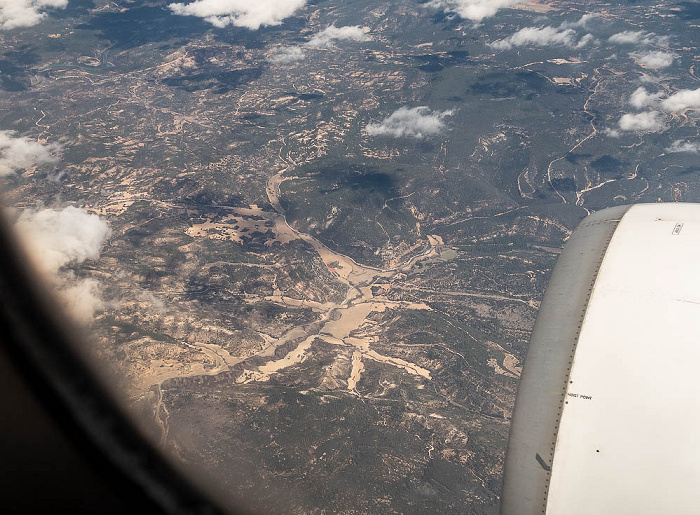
(268, 46), (305, 63)
(610, 86), (700, 137)
(575, 33), (599, 48)
(627, 86), (700, 112)
(660, 88), (700, 112)
(15, 206), (111, 276)
(630, 50), (675, 70)
(666, 140), (700, 154)
(426, 0), (524, 23)
(306, 25), (369, 48)
(615, 111), (664, 134)
(137, 290), (168, 315)
(608, 30), (669, 47)
(0, 0), (67, 30)
(619, 111), (663, 131)
(14, 206), (112, 322)
(365, 106), (454, 139)
(608, 30), (645, 45)
(61, 278), (107, 324)
(491, 15), (598, 50)
(559, 13), (599, 29)
(629, 87), (663, 109)
(492, 26), (577, 50)
(0, 131), (61, 176)
(167, 0), (306, 30)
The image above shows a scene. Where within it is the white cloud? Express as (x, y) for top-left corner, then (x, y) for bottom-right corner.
(666, 140), (700, 154)
(661, 88), (700, 112)
(491, 15), (598, 50)
(630, 50), (675, 69)
(608, 30), (646, 45)
(617, 111), (664, 132)
(559, 13), (598, 29)
(306, 25), (369, 48)
(426, 0), (523, 23)
(365, 106), (454, 139)
(629, 87), (663, 109)
(575, 33), (598, 48)
(0, 0), (67, 30)
(0, 131), (61, 176)
(625, 87), (700, 114)
(14, 206), (112, 322)
(15, 206), (111, 276)
(167, 0), (306, 30)
(608, 30), (669, 47)
(137, 290), (168, 315)
(61, 278), (106, 323)
(492, 26), (577, 50)
(268, 46), (305, 63)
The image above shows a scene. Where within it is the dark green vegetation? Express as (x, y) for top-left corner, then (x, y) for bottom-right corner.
(164, 361), (502, 514)
(281, 159), (421, 265)
(1, 0), (699, 513)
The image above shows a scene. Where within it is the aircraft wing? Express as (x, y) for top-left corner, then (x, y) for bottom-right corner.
(501, 203), (700, 514)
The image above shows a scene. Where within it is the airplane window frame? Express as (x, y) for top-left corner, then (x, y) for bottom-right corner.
(0, 211), (230, 515)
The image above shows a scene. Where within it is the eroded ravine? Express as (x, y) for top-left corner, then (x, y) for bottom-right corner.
(235, 158), (437, 388)
(142, 151), (448, 441)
